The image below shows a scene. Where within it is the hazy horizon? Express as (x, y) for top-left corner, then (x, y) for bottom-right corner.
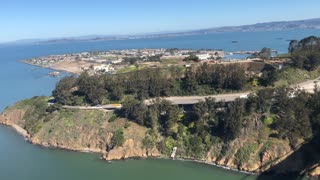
(2, 0), (320, 43)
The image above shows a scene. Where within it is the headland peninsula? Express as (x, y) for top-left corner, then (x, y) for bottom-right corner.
(22, 48), (277, 75)
(2, 36), (320, 178)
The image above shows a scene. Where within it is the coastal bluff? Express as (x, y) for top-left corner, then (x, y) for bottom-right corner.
(0, 97), (160, 160)
(0, 96), (319, 177)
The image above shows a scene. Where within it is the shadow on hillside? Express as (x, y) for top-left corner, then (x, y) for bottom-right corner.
(255, 134), (320, 180)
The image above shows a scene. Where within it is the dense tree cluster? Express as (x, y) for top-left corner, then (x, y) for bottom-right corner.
(183, 54), (200, 62)
(23, 96), (49, 135)
(49, 36), (320, 160)
(118, 87), (318, 158)
(52, 76), (79, 105)
(289, 36), (320, 53)
(184, 63), (246, 93)
(289, 36), (320, 71)
(118, 98), (214, 157)
(123, 57), (143, 65)
(52, 63), (248, 105)
(122, 55), (162, 65)
(110, 128), (125, 149)
(249, 47), (272, 60)
(258, 68), (278, 87)
(77, 72), (106, 105)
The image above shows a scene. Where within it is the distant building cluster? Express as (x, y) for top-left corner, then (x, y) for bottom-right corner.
(25, 48), (225, 74)
(92, 64), (115, 73)
(195, 50), (224, 60)
(161, 49), (225, 61)
(27, 54), (76, 66)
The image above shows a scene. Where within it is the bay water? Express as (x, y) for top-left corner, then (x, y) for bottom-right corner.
(1, 29), (320, 180)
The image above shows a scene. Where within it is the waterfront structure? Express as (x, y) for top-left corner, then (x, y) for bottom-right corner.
(93, 64), (115, 73)
(196, 53), (211, 60)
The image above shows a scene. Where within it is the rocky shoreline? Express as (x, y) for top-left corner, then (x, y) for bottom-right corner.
(21, 60), (78, 75)
(1, 122), (320, 178)
(0, 121), (102, 153)
(176, 157), (258, 175)
(0, 121), (256, 175)
(0, 122), (276, 178)
(0, 102), (294, 177)
(0, 120), (161, 159)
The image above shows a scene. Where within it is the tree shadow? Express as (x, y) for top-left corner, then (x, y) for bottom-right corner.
(256, 134), (320, 180)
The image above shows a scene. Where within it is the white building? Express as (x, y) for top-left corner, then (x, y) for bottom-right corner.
(196, 53), (211, 61)
(208, 50), (224, 59)
(110, 59), (123, 64)
(93, 64), (115, 73)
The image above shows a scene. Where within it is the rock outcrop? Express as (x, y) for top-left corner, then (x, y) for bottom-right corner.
(103, 139), (160, 160)
(0, 103), (161, 161)
(0, 100), (319, 178)
(310, 166), (320, 177)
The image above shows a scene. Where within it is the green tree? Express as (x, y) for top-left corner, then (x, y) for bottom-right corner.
(183, 68), (198, 93)
(142, 130), (158, 154)
(309, 89), (320, 137)
(249, 47), (271, 59)
(256, 88), (274, 113)
(52, 76), (78, 105)
(288, 40), (299, 53)
(272, 88), (312, 147)
(224, 64), (246, 90)
(259, 47), (272, 60)
(158, 103), (180, 137)
(192, 98), (217, 135)
(234, 144), (257, 167)
(120, 96), (147, 125)
(184, 135), (205, 158)
(259, 69), (278, 87)
(183, 54), (200, 62)
(145, 106), (159, 130)
(111, 129), (125, 148)
(222, 99), (245, 141)
(160, 137), (176, 155)
(289, 36), (320, 71)
(78, 72), (105, 105)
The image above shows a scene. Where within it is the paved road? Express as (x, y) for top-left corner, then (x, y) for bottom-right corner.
(62, 76), (320, 110)
(62, 92), (250, 110)
(144, 92), (250, 105)
(291, 77), (320, 93)
(163, 76), (320, 104)
(62, 104), (122, 110)
(158, 76), (320, 105)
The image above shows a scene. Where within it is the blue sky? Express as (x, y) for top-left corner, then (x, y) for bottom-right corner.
(1, 0), (320, 42)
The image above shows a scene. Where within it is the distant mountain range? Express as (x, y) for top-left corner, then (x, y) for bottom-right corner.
(189, 18), (320, 33)
(5, 18), (320, 44)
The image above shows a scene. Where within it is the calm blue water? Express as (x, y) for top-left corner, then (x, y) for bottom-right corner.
(2, 29), (320, 111)
(0, 29), (319, 180)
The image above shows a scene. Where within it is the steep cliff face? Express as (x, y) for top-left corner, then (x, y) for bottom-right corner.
(201, 137), (293, 173)
(0, 105), (29, 138)
(103, 120), (161, 160)
(0, 98), (319, 177)
(0, 108), (26, 127)
(0, 97), (160, 159)
(310, 166), (320, 176)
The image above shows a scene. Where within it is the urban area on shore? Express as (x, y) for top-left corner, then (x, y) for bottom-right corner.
(23, 48), (278, 76)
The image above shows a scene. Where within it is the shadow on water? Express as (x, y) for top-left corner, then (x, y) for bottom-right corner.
(254, 134), (320, 180)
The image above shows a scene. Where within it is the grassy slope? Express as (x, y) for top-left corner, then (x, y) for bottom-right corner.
(2, 97), (148, 153)
(275, 67), (320, 87)
(206, 121), (291, 172)
(1, 97), (295, 172)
